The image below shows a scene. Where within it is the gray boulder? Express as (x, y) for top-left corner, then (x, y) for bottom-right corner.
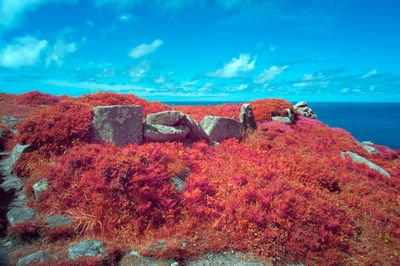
(360, 141), (380, 154)
(143, 124), (190, 142)
(33, 179), (48, 199)
(239, 104), (257, 132)
(68, 239), (104, 260)
(9, 143), (33, 174)
(91, 105), (143, 147)
(293, 102), (317, 119)
(341, 151), (391, 178)
(200, 116), (245, 142)
(285, 108), (295, 122)
(293, 101), (308, 109)
(272, 116), (293, 125)
(0, 173), (22, 192)
(182, 115), (211, 142)
(7, 207), (35, 226)
(17, 251), (44, 265)
(145, 111), (185, 126)
(45, 215), (72, 229)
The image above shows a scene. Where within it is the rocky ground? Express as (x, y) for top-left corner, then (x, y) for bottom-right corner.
(0, 143), (305, 266)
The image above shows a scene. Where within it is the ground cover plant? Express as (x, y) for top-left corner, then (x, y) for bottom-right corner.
(1, 91), (400, 265)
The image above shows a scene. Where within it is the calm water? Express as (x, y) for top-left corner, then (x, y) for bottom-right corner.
(162, 101), (400, 150)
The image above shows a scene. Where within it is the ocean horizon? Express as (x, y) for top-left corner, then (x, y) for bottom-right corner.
(162, 101), (400, 150)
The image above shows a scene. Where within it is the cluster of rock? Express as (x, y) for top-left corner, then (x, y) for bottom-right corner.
(91, 103), (258, 147)
(293, 101), (317, 119)
(271, 108), (296, 125)
(2, 116), (25, 135)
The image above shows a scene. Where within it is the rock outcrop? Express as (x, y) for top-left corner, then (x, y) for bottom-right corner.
(144, 110), (211, 143)
(294, 101), (317, 119)
(91, 105), (143, 147)
(68, 239), (104, 260)
(200, 116), (245, 142)
(341, 151), (391, 178)
(239, 103), (257, 132)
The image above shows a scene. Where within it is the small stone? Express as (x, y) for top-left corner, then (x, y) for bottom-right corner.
(7, 207), (35, 226)
(17, 251), (44, 265)
(68, 240), (104, 260)
(45, 215), (72, 229)
(272, 116), (293, 125)
(33, 179), (48, 199)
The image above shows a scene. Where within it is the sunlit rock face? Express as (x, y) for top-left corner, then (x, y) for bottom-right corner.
(294, 101), (317, 119)
(91, 105), (143, 147)
(200, 115), (245, 142)
(239, 103), (257, 132)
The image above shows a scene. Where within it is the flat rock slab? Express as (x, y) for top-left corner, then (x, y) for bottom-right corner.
(45, 215), (72, 229)
(91, 105), (143, 147)
(341, 151), (391, 178)
(143, 124), (190, 142)
(9, 143), (33, 174)
(7, 207), (35, 226)
(200, 116), (245, 143)
(145, 111), (185, 126)
(68, 239), (104, 260)
(17, 251), (44, 265)
(272, 116), (293, 125)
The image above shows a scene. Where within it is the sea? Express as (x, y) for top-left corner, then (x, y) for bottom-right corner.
(161, 101), (400, 150)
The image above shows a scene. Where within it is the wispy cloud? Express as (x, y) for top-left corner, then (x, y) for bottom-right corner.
(46, 40), (77, 67)
(119, 14), (132, 21)
(253, 65), (288, 84)
(361, 69), (377, 79)
(154, 75), (166, 84)
(0, 0), (76, 28)
(207, 54), (256, 78)
(129, 39), (163, 58)
(226, 83), (248, 92)
(0, 36), (48, 68)
(128, 60), (151, 81)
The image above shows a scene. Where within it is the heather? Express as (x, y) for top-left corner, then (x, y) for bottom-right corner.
(2, 91), (400, 265)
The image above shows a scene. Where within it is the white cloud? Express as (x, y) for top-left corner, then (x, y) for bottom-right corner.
(361, 69), (377, 79)
(0, 0), (46, 27)
(154, 75), (166, 84)
(341, 88), (349, 93)
(129, 39), (163, 58)
(207, 54), (256, 78)
(253, 65), (288, 84)
(0, 0), (77, 28)
(353, 89), (361, 92)
(129, 61), (151, 81)
(227, 84), (248, 92)
(293, 81), (329, 88)
(119, 14), (132, 21)
(96, 68), (116, 78)
(0, 36), (47, 68)
(302, 72), (324, 81)
(46, 40), (76, 66)
(86, 19), (94, 27)
(269, 44), (276, 52)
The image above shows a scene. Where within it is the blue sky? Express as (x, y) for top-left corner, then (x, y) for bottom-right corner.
(0, 0), (399, 102)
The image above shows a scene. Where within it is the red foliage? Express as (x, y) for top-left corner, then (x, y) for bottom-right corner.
(4, 91), (400, 265)
(78, 90), (172, 119)
(16, 90), (60, 106)
(15, 101), (93, 158)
